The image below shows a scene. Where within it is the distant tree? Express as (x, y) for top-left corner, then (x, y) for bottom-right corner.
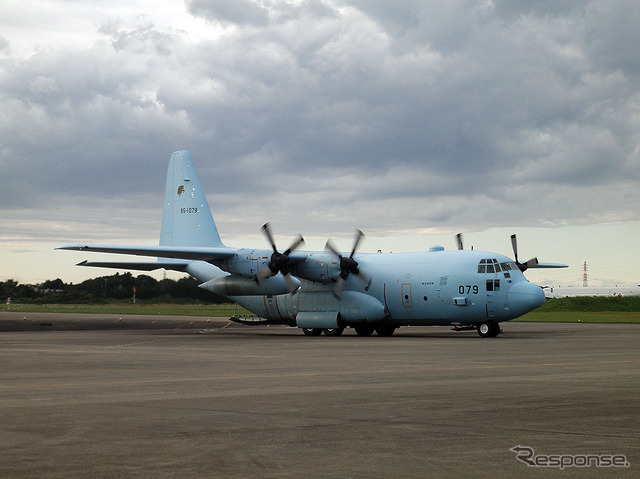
(1, 280), (19, 302)
(134, 275), (158, 300)
(1, 273), (231, 304)
(41, 278), (66, 290)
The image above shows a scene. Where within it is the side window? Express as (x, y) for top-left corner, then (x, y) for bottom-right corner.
(494, 280), (500, 291)
(478, 264), (486, 273)
(486, 280), (494, 292)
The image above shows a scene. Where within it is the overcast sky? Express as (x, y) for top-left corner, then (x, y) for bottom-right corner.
(1, 0), (639, 287)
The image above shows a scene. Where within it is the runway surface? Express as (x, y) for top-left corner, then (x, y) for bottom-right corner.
(1, 312), (638, 478)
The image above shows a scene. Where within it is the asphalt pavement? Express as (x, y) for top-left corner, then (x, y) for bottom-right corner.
(0, 313), (637, 478)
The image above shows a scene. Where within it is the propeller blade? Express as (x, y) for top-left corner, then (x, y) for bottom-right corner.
(509, 233), (557, 272)
(283, 234), (305, 256)
(257, 223), (304, 288)
(325, 229), (370, 298)
(510, 234), (519, 263)
(283, 273), (300, 293)
(256, 264), (275, 282)
(350, 229), (365, 258)
(515, 257), (538, 272)
(261, 223), (278, 253)
(356, 270), (372, 287)
(324, 239), (342, 259)
(456, 233), (464, 250)
(333, 276), (347, 299)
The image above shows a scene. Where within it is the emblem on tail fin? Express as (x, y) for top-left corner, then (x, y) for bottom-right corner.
(177, 185), (185, 196)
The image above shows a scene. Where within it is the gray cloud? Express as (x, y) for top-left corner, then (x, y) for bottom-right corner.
(1, 0), (639, 245)
(187, 0), (271, 26)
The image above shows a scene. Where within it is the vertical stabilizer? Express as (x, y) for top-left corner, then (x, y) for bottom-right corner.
(159, 150), (224, 247)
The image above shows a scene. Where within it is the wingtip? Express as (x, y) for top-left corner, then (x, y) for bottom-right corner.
(57, 244), (86, 251)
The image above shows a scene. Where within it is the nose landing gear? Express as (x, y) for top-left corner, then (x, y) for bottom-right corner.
(477, 321), (501, 338)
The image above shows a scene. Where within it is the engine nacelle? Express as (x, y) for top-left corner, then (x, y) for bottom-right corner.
(290, 253), (341, 283)
(214, 248), (270, 278)
(199, 274), (299, 296)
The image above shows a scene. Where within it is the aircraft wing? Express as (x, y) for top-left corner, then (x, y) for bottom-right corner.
(75, 260), (191, 272)
(57, 244), (237, 262)
(528, 262), (568, 269)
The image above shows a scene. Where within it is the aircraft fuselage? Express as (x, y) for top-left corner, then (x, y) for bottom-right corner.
(199, 248), (545, 329)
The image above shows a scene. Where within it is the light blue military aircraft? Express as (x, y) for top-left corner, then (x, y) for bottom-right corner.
(59, 150), (567, 337)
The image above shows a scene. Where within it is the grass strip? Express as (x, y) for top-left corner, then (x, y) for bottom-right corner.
(0, 303), (251, 317)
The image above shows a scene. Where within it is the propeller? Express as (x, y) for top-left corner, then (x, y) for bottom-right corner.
(325, 229), (372, 298)
(510, 234), (539, 272)
(256, 223), (305, 292)
(456, 233), (464, 250)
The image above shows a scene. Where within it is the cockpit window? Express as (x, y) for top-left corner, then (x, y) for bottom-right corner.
(478, 259), (516, 274)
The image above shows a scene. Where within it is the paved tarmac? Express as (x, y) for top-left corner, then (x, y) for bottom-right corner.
(0, 312), (638, 478)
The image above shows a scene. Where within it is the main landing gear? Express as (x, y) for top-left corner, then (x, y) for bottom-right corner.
(302, 326), (397, 337)
(477, 321), (501, 338)
(353, 325), (396, 337)
(302, 327), (345, 336)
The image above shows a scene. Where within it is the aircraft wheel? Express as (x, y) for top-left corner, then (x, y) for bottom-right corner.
(477, 321), (500, 338)
(354, 325), (375, 337)
(302, 328), (323, 336)
(323, 327), (344, 336)
(490, 322), (501, 337)
(375, 326), (396, 337)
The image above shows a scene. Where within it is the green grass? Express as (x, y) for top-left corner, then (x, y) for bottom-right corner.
(0, 303), (251, 317)
(3, 297), (640, 323)
(537, 296), (640, 312)
(515, 296), (640, 323)
(517, 311), (640, 323)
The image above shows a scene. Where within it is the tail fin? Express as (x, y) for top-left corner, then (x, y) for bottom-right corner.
(159, 150), (224, 247)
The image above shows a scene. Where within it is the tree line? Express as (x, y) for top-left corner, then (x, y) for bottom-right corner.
(1, 273), (228, 304)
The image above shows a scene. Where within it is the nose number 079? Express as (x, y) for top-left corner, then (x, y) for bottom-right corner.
(459, 285), (479, 294)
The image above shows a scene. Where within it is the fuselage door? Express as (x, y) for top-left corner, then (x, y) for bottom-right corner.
(481, 259), (501, 318)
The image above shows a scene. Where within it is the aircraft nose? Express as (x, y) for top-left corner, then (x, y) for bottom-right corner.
(508, 281), (545, 317)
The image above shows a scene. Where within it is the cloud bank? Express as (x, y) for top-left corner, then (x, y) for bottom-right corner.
(1, 0), (639, 247)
